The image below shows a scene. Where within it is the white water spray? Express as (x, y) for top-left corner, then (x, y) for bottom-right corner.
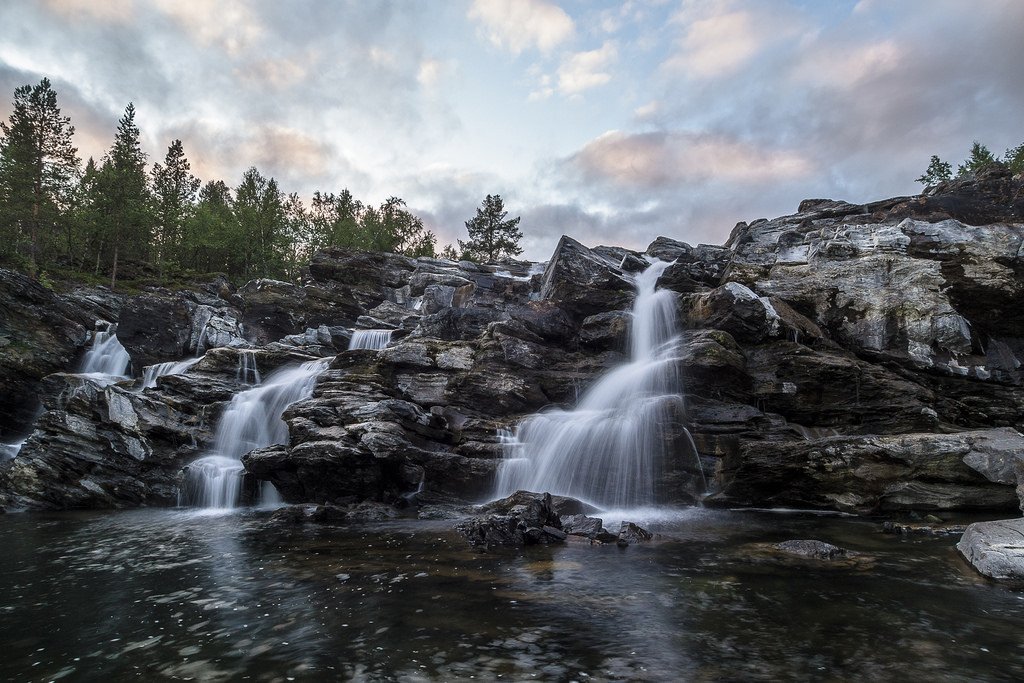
(80, 325), (131, 378)
(179, 358), (329, 509)
(140, 357), (202, 390)
(494, 259), (700, 509)
(236, 351), (261, 385)
(348, 329), (394, 351)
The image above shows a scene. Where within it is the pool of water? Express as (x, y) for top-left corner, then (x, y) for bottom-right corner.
(1, 507), (1022, 681)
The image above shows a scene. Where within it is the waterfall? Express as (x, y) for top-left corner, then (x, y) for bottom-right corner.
(494, 259), (699, 509)
(179, 358), (330, 509)
(236, 351), (261, 385)
(1, 440), (24, 462)
(80, 325), (131, 378)
(140, 357), (202, 390)
(348, 329), (394, 351)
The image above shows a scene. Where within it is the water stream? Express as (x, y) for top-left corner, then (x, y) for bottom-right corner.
(348, 329), (394, 351)
(495, 259), (700, 508)
(79, 325), (131, 380)
(178, 359), (329, 509)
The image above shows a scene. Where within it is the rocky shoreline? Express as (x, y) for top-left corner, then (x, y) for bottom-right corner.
(1, 167), (1023, 580)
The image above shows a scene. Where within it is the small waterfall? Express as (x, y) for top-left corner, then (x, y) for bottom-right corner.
(236, 351), (261, 385)
(494, 259), (701, 509)
(179, 358), (330, 509)
(348, 329), (394, 351)
(1, 439), (24, 462)
(80, 325), (131, 378)
(140, 357), (202, 390)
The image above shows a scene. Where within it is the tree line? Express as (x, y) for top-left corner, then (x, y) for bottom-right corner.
(917, 140), (1024, 186)
(0, 78), (523, 289)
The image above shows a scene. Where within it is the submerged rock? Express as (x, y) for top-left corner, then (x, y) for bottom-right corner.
(957, 518), (1024, 581)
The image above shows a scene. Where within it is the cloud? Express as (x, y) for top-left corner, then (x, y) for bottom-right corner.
(557, 40), (617, 96)
(569, 130), (813, 188)
(41, 0), (134, 23)
(468, 0), (574, 55)
(664, 0), (802, 78)
(152, 0), (264, 57)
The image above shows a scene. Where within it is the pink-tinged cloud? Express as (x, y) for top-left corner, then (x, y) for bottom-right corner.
(570, 130), (814, 188)
(468, 0), (574, 55)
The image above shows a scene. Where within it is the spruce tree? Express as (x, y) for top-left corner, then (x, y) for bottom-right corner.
(957, 141), (997, 177)
(0, 78), (80, 270)
(96, 103), (153, 288)
(915, 155), (952, 186)
(459, 194), (522, 263)
(151, 139), (199, 280)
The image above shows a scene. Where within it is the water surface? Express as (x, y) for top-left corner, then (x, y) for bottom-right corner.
(1, 508), (1022, 681)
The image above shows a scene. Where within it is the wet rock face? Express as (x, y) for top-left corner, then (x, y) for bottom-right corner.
(0, 270), (90, 438)
(540, 236), (634, 318)
(457, 491), (567, 548)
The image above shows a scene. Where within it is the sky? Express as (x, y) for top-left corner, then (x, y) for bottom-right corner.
(0, 0), (1021, 262)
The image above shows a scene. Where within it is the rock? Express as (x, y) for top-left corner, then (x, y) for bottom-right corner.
(560, 513), (605, 538)
(0, 269), (90, 438)
(116, 293), (193, 368)
(957, 518), (1024, 581)
(646, 236), (693, 261)
(680, 282), (781, 344)
(616, 521), (654, 546)
(772, 539), (847, 560)
(708, 429), (1023, 514)
(881, 520), (967, 537)
(457, 491), (565, 548)
(579, 311), (630, 350)
(540, 236), (634, 318)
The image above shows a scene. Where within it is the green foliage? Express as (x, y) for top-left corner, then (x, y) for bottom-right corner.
(957, 141), (998, 177)
(439, 243), (460, 261)
(458, 194), (523, 263)
(0, 78), (80, 271)
(151, 139), (200, 279)
(915, 155), (952, 186)
(0, 79), (442, 286)
(1005, 143), (1024, 174)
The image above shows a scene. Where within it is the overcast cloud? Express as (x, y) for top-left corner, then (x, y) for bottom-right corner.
(0, 0), (1021, 260)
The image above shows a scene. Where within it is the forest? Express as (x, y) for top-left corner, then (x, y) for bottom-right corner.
(0, 78), (525, 290)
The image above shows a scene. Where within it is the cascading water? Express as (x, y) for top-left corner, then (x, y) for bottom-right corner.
(494, 259), (701, 509)
(80, 325), (131, 379)
(348, 329), (394, 351)
(179, 358), (329, 509)
(139, 357), (202, 390)
(236, 351), (261, 385)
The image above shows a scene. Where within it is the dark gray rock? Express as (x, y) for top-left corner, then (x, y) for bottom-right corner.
(616, 521), (653, 546)
(457, 491), (565, 548)
(540, 236), (633, 318)
(772, 539), (847, 560)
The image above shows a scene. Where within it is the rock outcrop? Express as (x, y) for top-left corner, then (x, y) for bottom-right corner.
(4, 171), (1024, 519)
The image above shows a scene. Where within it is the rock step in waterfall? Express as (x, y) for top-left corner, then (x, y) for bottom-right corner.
(494, 258), (704, 510)
(179, 358), (330, 509)
(348, 329), (394, 351)
(80, 324), (131, 381)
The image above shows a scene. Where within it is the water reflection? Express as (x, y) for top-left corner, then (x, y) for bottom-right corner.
(0, 508), (1022, 681)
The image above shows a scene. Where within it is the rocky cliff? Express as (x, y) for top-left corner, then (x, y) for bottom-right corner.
(2, 167), (1024, 517)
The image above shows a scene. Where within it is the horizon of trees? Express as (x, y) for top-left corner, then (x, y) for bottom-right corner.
(0, 78), (520, 289)
(917, 140), (1024, 186)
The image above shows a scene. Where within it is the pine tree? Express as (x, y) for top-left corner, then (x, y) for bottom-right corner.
(151, 139), (199, 280)
(459, 194), (522, 263)
(183, 179), (234, 273)
(0, 78), (80, 270)
(1004, 143), (1024, 175)
(957, 141), (997, 178)
(95, 103), (153, 288)
(233, 167), (286, 278)
(308, 189), (363, 251)
(915, 155), (952, 187)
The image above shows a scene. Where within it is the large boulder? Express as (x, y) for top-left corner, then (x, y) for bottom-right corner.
(540, 236), (634, 318)
(957, 518), (1024, 581)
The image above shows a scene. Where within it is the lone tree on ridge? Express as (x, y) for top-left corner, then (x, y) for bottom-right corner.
(459, 193), (523, 263)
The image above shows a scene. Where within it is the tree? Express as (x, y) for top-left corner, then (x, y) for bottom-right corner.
(915, 155), (952, 186)
(233, 166), (286, 278)
(0, 78), (80, 270)
(957, 141), (997, 177)
(308, 189), (363, 251)
(182, 179), (235, 273)
(439, 243), (460, 261)
(151, 139), (200, 280)
(94, 103), (153, 288)
(459, 194), (522, 263)
(1005, 143), (1024, 175)
(361, 196), (436, 257)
